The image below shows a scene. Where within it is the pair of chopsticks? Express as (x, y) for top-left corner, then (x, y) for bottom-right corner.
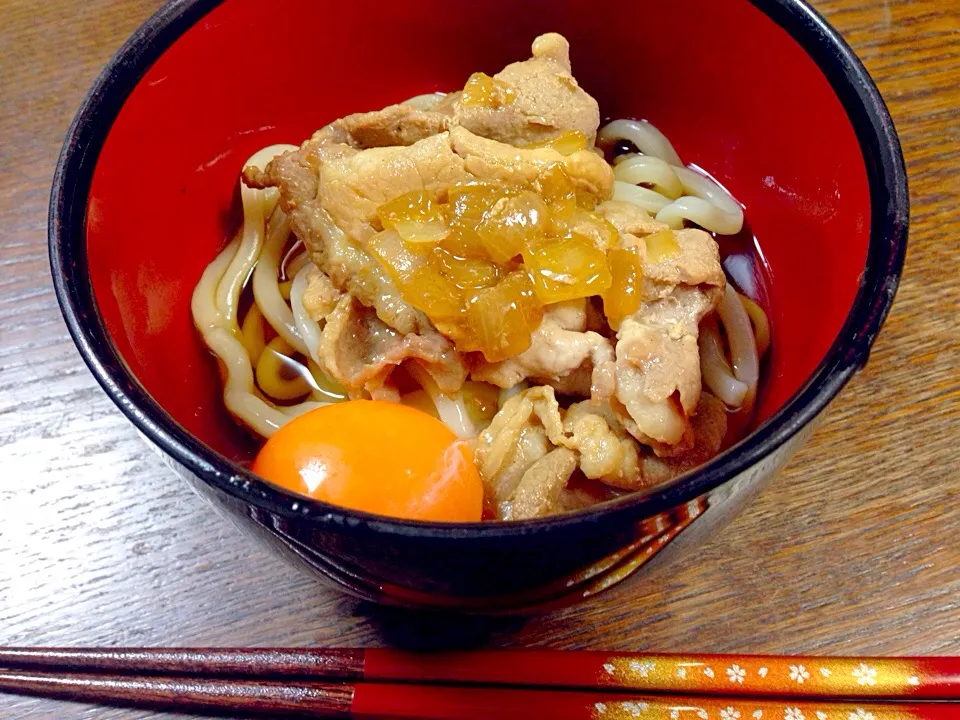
(1, 647), (957, 718)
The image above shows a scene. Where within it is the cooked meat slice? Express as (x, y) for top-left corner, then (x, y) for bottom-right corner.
(300, 266), (342, 322)
(478, 386), (650, 515)
(478, 381), (721, 514)
(319, 295), (466, 401)
(250, 104), (449, 155)
(543, 297), (588, 332)
(471, 301), (615, 397)
(563, 401), (643, 489)
(523, 318), (613, 391)
(590, 358), (617, 403)
(450, 126), (613, 199)
(538, 364), (593, 397)
(554, 480), (619, 514)
(614, 375), (689, 454)
(644, 229), (726, 293)
(475, 385), (566, 482)
(641, 393), (728, 484)
(316, 127), (612, 248)
(598, 199), (669, 238)
(563, 409), (622, 479)
(475, 387), (574, 519)
(243, 126), (361, 205)
(485, 424), (552, 515)
(602, 222), (725, 294)
(620, 288), (716, 414)
(245, 104), (449, 202)
(604, 437), (642, 490)
(326, 103), (451, 148)
(295, 202), (429, 334)
(248, 118), (458, 335)
(506, 447), (578, 520)
(531, 31), (575, 67)
(432, 91), (461, 115)
(283, 127), (610, 337)
(255, 114), (612, 337)
(246, 136), (430, 335)
(613, 226), (725, 452)
(318, 133), (471, 245)
(614, 286), (717, 451)
(454, 33), (601, 146)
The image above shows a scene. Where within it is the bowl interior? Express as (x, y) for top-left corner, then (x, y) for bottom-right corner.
(86, 0), (870, 464)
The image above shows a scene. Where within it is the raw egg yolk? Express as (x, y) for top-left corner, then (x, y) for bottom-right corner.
(252, 400), (483, 523)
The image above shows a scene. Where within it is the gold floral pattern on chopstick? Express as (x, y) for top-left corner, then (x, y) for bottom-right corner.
(590, 697), (926, 720)
(596, 656), (923, 698)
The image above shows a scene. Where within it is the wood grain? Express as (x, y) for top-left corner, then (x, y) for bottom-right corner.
(0, 0), (957, 718)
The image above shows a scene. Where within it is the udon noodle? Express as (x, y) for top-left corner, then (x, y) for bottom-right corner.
(192, 114), (768, 441)
(191, 144), (343, 438)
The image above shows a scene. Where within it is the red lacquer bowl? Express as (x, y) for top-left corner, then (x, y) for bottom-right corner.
(50, 0), (907, 611)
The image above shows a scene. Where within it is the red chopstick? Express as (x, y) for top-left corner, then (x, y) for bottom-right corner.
(1, 669), (956, 720)
(2, 647), (957, 699)
(365, 650), (960, 700)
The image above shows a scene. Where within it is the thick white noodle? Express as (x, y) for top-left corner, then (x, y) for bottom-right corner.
(215, 187), (266, 324)
(190, 145), (328, 437)
(205, 328), (294, 436)
(598, 119), (683, 166)
(290, 263), (324, 367)
(192, 237), (239, 335)
(612, 181), (673, 214)
(284, 247), (311, 280)
(215, 144), (296, 323)
(699, 315), (749, 408)
(655, 196), (743, 235)
(613, 155), (683, 199)
(722, 253), (758, 299)
(190, 240), (241, 340)
(599, 120), (744, 235)
(406, 364), (477, 439)
(674, 165), (742, 215)
(252, 209), (309, 356)
(193, 241), (327, 436)
(716, 285), (760, 408)
(192, 242), (293, 436)
(655, 165), (744, 233)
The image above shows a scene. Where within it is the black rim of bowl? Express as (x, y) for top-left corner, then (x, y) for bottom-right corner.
(49, 0), (908, 542)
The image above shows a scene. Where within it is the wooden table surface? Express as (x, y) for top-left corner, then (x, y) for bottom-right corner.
(2, 0), (958, 717)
